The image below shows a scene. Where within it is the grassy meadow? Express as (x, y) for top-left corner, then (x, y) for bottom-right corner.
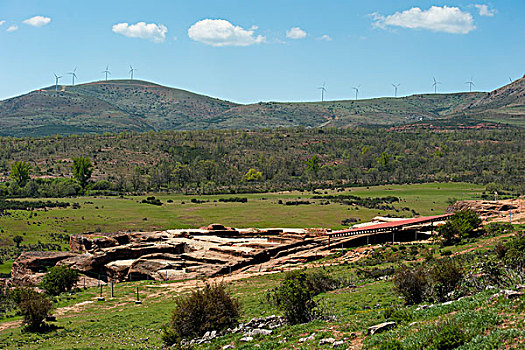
(0, 227), (523, 349)
(0, 183), (482, 251)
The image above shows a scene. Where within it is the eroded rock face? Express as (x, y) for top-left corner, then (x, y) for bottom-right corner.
(11, 251), (77, 286)
(11, 226), (328, 285)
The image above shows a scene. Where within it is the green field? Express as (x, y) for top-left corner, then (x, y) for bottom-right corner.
(0, 183), (482, 249)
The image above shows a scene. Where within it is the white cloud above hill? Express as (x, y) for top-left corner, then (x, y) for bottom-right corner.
(188, 19), (265, 47)
(112, 22), (167, 43)
(372, 6), (476, 34)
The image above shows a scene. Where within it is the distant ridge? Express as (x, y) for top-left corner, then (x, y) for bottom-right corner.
(0, 78), (522, 137)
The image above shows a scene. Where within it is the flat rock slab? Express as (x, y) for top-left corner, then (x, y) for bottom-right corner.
(367, 321), (396, 335)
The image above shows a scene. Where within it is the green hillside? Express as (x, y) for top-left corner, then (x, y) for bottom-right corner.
(1, 77), (523, 137)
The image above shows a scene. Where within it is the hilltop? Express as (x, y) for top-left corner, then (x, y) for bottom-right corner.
(0, 77), (523, 137)
(457, 74), (525, 127)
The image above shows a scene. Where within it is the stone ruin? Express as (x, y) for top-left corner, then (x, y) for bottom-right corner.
(10, 224), (331, 287)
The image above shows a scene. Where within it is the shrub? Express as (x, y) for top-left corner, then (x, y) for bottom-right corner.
(494, 242), (507, 259)
(141, 196), (162, 205)
(504, 232), (525, 269)
(429, 322), (467, 350)
(41, 265), (79, 295)
(393, 265), (428, 305)
(304, 270), (344, 296)
(438, 209), (481, 245)
(383, 306), (413, 324)
(165, 283), (240, 344)
(268, 270), (315, 324)
(13, 288), (52, 331)
(90, 180), (116, 191)
(484, 222), (514, 237)
(428, 259), (463, 302)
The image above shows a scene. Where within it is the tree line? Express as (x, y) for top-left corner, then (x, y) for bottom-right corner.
(0, 127), (523, 197)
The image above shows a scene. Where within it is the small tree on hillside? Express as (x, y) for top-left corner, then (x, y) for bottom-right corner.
(242, 168), (263, 182)
(72, 157), (93, 189)
(268, 270), (315, 324)
(437, 209), (481, 245)
(13, 288), (52, 331)
(10, 161), (31, 186)
(13, 235), (23, 248)
(41, 265), (79, 295)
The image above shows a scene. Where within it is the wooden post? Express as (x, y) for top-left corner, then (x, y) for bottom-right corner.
(110, 282), (114, 298)
(135, 286), (142, 304)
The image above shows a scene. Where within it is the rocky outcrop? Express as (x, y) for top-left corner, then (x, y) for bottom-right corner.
(10, 251), (78, 286)
(10, 226), (330, 285)
(447, 198), (523, 223)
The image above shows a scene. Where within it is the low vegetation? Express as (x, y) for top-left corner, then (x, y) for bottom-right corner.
(163, 283), (240, 346)
(40, 266), (79, 296)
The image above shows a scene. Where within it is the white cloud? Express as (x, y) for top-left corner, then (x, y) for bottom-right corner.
(286, 27), (307, 39)
(112, 22), (167, 43)
(474, 4), (496, 17)
(23, 16), (51, 27)
(7, 25), (18, 32)
(318, 34), (332, 41)
(188, 19), (265, 47)
(0, 20), (5, 26)
(371, 6), (476, 34)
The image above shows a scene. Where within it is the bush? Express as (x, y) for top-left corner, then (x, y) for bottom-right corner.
(383, 306), (413, 324)
(504, 232), (525, 269)
(438, 210), (481, 245)
(41, 265), (79, 295)
(429, 322), (467, 350)
(484, 222), (514, 237)
(164, 283), (240, 344)
(428, 259), (463, 302)
(393, 265), (428, 305)
(304, 270), (344, 296)
(141, 196), (162, 206)
(268, 270), (315, 324)
(13, 288), (52, 331)
(89, 180), (116, 191)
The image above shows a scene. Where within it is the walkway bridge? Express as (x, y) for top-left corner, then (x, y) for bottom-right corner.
(327, 214), (451, 246)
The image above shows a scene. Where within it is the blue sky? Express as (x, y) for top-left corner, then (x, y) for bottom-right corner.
(0, 1), (524, 103)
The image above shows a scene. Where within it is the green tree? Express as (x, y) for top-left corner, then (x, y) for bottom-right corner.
(437, 210), (481, 245)
(13, 288), (52, 331)
(40, 265), (79, 295)
(71, 157), (93, 189)
(305, 155), (321, 178)
(242, 168), (263, 182)
(376, 152), (391, 167)
(269, 271), (315, 324)
(12, 235), (23, 248)
(10, 161), (31, 186)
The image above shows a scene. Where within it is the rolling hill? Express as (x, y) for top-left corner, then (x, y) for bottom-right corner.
(456, 74), (525, 127)
(0, 77), (522, 137)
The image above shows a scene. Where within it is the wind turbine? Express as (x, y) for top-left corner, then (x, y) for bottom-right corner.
(318, 83), (327, 102)
(129, 65), (136, 80)
(54, 73), (62, 92)
(68, 67), (78, 86)
(465, 77), (475, 93)
(392, 83), (400, 97)
(509, 76), (513, 83)
(102, 65), (111, 81)
(432, 76), (442, 94)
(352, 86), (360, 101)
